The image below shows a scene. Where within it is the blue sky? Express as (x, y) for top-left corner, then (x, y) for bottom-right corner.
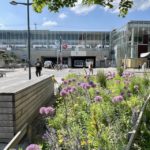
(0, 0), (150, 31)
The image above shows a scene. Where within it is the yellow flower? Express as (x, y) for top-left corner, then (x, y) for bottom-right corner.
(58, 138), (63, 144)
(81, 140), (86, 146)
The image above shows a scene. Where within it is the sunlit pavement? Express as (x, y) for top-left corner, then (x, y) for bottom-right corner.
(0, 67), (149, 92)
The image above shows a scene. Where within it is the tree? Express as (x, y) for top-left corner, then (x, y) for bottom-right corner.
(32, 0), (133, 17)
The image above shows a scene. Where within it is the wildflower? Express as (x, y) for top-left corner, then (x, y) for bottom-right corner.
(89, 81), (96, 88)
(63, 80), (68, 85)
(39, 106), (55, 116)
(60, 89), (68, 96)
(94, 96), (102, 102)
(68, 79), (72, 84)
(72, 78), (76, 82)
(96, 90), (100, 95)
(61, 78), (65, 81)
(112, 95), (124, 103)
(67, 86), (76, 94)
(80, 83), (90, 89)
(45, 106), (55, 116)
(39, 107), (46, 115)
(26, 144), (41, 150)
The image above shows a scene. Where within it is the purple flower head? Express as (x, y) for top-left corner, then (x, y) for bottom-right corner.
(106, 71), (115, 79)
(39, 107), (46, 115)
(60, 89), (68, 96)
(68, 79), (72, 84)
(26, 144), (41, 150)
(77, 82), (81, 86)
(120, 92), (124, 96)
(72, 78), (76, 82)
(66, 86), (76, 94)
(91, 83), (96, 88)
(112, 95), (124, 103)
(39, 106), (55, 116)
(94, 96), (102, 102)
(61, 78), (65, 81)
(89, 81), (94, 85)
(96, 90), (100, 95)
(80, 82), (90, 89)
(63, 80), (68, 85)
(89, 81), (96, 88)
(45, 106), (55, 116)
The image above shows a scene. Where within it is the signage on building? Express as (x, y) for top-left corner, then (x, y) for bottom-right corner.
(71, 51), (86, 56)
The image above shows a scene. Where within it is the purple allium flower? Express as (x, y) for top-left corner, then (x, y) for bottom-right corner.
(94, 96), (102, 102)
(80, 82), (90, 89)
(26, 144), (41, 150)
(77, 82), (81, 86)
(61, 78), (65, 81)
(89, 81), (96, 88)
(72, 78), (76, 82)
(68, 79), (72, 83)
(112, 95), (124, 103)
(66, 86), (76, 94)
(89, 81), (94, 85)
(63, 80), (68, 85)
(96, 90), (100, 95)
(39, 107), (46, 115)
(60, 89), (68, 96)
(120, 92), (124, 96)
(45, 106), (55, 116)
(39, 106), (55, 116)
(106, 71), (115, 79)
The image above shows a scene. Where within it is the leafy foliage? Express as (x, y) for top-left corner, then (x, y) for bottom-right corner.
(32, 0), (133, 17)
(38, 71), (149, 149)
(96, 70), (107, 88)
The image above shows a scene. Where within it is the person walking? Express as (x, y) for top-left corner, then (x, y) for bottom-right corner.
(35, 58), (42, 77)
(89, 63), (93, 75)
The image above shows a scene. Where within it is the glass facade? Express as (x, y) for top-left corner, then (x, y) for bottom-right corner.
(0, 30), (110, 51)
(112, 21), (150, 64)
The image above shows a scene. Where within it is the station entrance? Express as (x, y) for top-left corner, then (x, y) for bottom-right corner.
(71, 56), (95, 68)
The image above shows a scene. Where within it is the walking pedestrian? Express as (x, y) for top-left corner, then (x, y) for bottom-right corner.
(89, 63), (93, 75)
(35, 58), (42, 77)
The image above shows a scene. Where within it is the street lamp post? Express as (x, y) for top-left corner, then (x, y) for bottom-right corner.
(104, 56), (107, 68)
(59, 36), (62, 66)
(10, 0), (32, 80)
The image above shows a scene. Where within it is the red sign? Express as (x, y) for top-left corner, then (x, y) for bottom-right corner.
(62, 43), (68, 49)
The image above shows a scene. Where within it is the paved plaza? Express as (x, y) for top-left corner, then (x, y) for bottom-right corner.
(0, 67), (149, 92)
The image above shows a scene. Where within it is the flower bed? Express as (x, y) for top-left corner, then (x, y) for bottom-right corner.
(29, 70), (150, 150)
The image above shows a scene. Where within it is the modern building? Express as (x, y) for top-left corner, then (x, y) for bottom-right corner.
(0, 20), (150, 68)
(111, 21), (150, 67)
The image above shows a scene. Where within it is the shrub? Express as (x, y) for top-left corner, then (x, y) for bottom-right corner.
(96, 70), (107, 88)
(117, 67), (124, 76)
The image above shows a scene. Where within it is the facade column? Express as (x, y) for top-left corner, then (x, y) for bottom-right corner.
(68, 57), (71, 67)
(131, 28), (134, 58)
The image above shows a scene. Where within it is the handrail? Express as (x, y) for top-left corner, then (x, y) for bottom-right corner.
(4, 123), (28, 150)
(125, 94), (150, 150)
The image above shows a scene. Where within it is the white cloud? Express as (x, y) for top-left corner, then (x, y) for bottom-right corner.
(103, 0), (150, 14)
(42, 20), (58, 27)
(59, 13), (67, 19)
(133, 0), (150, 11)
(70, 0), (96, 15)
(0, 23), (6, 29)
